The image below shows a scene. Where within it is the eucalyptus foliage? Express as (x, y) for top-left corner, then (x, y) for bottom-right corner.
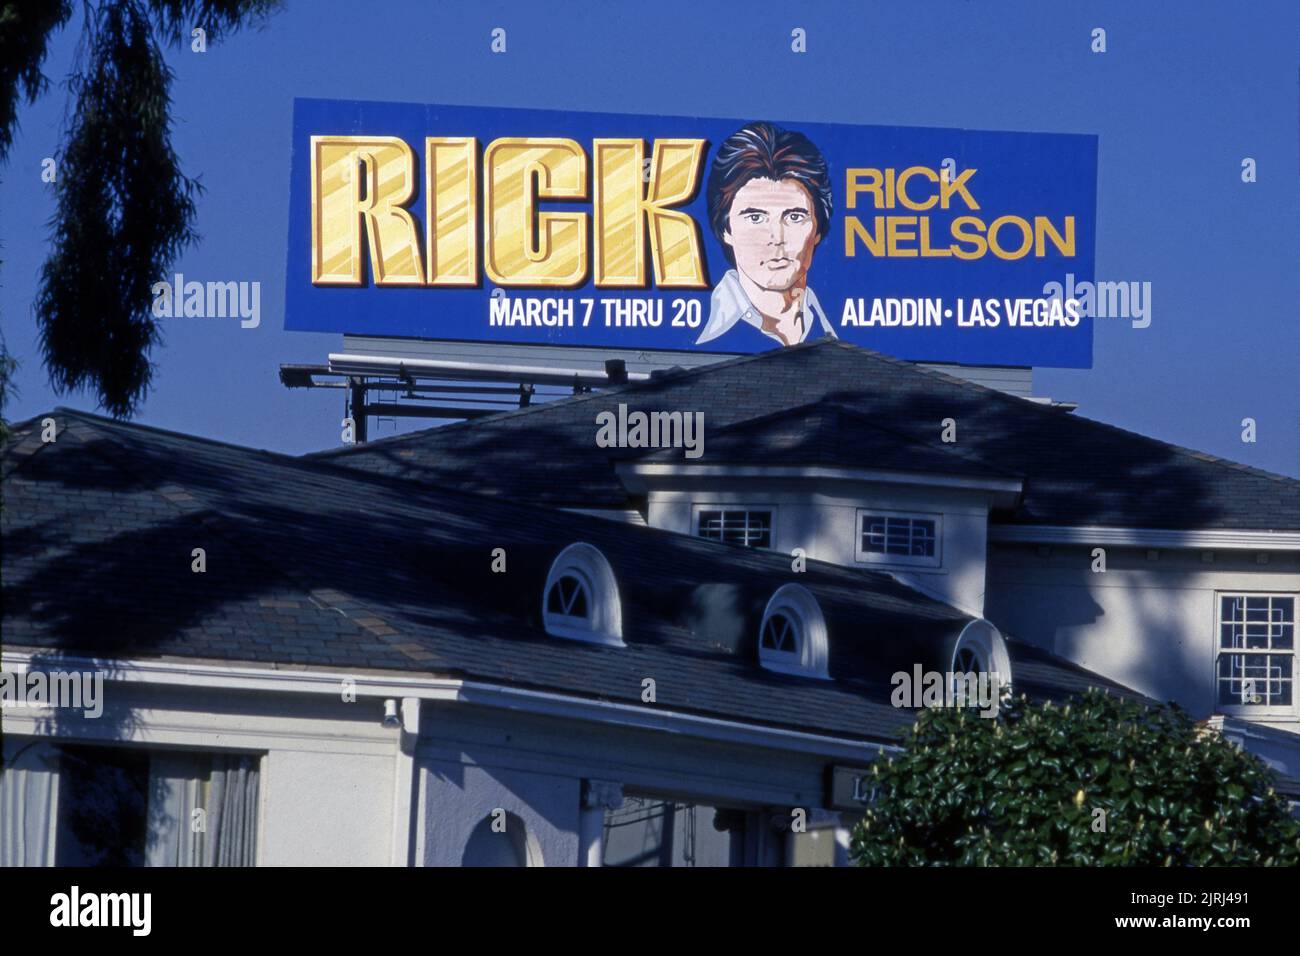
(851, 689), (1300, 866)
(1, 1), (278, 417)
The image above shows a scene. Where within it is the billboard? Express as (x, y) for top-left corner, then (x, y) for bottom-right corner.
(286, 98), (1097, 368)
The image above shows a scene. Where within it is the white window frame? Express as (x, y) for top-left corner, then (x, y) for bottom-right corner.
(760, 610), (803, 670)
(545, 570), (593, 631)
(543, 543), (624, 647)
(1215, 592), (1296, 719)
(948, 620), (1012, 701)
(758, 584), (829, 679)
(692, 504), (777, 550)
(854, 509), (942, 569)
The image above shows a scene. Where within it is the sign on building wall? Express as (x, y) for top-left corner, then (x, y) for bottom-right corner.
(285, 98), (1098, 368)
(826, 764), (875, 812)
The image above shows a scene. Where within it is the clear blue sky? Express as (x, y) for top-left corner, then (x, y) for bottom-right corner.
(3, 0), (1298, 477)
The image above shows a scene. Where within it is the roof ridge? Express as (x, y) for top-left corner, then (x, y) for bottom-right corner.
(827, 346), (1300, 488)
(1, 413), (64, 481)
(1058, 408), (1300, 489)
(826, 339), (1054, 409)
(764, 397), (1018, 476)
(649, 393), (1019, 479)
(50, 406), (302, 462)
(307, 339), (1059, 465)
(306, 339), (842, 459)
(821, 400), (1024, 479)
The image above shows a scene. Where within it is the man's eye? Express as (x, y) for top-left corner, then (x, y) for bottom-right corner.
(786, 212), (806, 223)
(744, 214), (764, 224)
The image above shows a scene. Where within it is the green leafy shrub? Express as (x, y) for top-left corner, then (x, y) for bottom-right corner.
(850, 689), (1300, 866)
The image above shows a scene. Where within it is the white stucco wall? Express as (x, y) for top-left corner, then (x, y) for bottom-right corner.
(259, 748), (394, 866)
(985, 543), (1300, 730)
(643, 478), (996, 615)
(420, 760), (580, 867)
(414, 700), (856, 867)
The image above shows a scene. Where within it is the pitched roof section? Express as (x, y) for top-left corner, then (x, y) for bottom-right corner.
(3, 408), (1139, 744)
(315, 340), (1300, 531)
(636, 399), (1020, 484)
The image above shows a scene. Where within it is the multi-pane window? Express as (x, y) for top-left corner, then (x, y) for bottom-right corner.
(859, 514), (938, 561)
(698, 510), (772, 548)
(760, 612), (801, 657)
(546, 573), (589, 620)
(1217, 595), (1295, 708)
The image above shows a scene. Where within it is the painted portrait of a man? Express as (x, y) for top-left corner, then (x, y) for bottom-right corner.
(695, 121), (837, 348)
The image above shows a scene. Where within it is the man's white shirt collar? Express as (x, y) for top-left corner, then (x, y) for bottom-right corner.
(695, 269), (835, 346)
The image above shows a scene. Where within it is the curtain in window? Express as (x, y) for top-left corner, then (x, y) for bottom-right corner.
(146, 752), (209, 866)
(0, 737), (61, 867)
(206, 754), (259, 866)
(146, 752), (259, 867)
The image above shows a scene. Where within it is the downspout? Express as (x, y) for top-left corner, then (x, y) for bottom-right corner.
(390, 697), (420, 866)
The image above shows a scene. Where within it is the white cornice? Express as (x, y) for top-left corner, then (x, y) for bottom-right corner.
(617, 461), (1023, 504)
(989, 524), (1300, 551)
(1, 651), (893, 761)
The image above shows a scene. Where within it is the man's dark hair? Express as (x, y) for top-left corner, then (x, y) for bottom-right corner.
(707, 122), (833, 263)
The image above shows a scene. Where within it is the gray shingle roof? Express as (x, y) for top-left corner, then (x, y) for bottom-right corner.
(638, 398), (1019, 481)
(3, 408), (1139, 744)
(315, 340), (1300, 531)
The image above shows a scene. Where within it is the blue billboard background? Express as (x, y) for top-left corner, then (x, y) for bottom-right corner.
(285, 97), (1097, 368)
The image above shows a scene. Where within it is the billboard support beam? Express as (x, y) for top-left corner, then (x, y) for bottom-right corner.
(349, 380), (369, 444)
(279, 356), (633, 444)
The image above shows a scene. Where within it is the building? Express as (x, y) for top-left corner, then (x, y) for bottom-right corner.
(3, 340), (1298, 865)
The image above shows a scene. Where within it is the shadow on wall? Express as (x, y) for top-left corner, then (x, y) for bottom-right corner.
(985, 565), (1217, 715)
(462, 810), (535, 866)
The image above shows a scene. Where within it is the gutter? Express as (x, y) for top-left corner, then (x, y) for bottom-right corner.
(989, 524), (1300, 552)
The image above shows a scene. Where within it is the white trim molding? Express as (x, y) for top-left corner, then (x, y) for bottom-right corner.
(950, 620), (1012, 690)
(561, 508), (647, 526)
(1, 650), (894, 762)
(855, 508), (943, 569)
(989, 524), (1300, 552)
(542, 542), (625, 646)
(758, 584), (830, 679)
(617, 462), (1023, 506)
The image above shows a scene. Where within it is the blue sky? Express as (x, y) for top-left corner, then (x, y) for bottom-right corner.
(2, 0), (1298, 477)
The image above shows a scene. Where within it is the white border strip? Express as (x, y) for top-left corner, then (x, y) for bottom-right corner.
(618, 462), (1023, 497)
(989, 524), (1300, 551)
